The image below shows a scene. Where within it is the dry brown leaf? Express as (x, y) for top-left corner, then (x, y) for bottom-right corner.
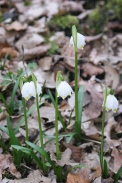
(63, 143), (82, 162)
(78, 10), (93, 20)
(27, 18), (47, 34)
(1, 178), (14, 183)
(91, 166), (101, 181)
(79, 81), (103, 122)
(0, 154), (21, 180)
(38, 56), (52, 71)
(62, 1), (83, 14)
(86, 34), (102, 43)
(82, 121), (100, 140)
(34, 68), (55, 88)
(81, 63), (104, 77)
(50, 148), (78, 167)
(89, 47), (122, 65)
(1, 47), (19, 58)
(0, 42), (18, 58)
(4, 21), (27, 31)
(40, 106), (55, 122)
(57, 148), (78, 166)
(15, 33), (45, 50)
(24, 6), (46, 21)
(104, 117), (121, 148)
(110, 148), (122, 173)
(104, 63), (119, 90)
(23, 45), (50, 60)
(14, 170), (51, 183)
(66, 170), (91, 183)
(102, 177), (114, 183)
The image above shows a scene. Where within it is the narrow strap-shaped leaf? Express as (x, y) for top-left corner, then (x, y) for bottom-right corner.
(103, 159), (108, 179)
(78, 85), (84, 127)
(114, 166), (122, 183)
(12, 145), (43, 169)
(26, 141), (56, 171)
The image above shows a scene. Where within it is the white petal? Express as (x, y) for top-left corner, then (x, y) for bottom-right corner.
(21, 81), (42, 100)
(21, 82), (31, 100)
(57, 81), (73, 99)
(77, 33), (85, 49)
(69, 33), (85, 49)
(29, 81), (42, 98)
(29, 81), (36, 98)
(105, 95), (119, 112)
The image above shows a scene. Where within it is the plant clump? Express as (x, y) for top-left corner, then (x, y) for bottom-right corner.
(88, 7), (107, 34)
(87, 0), (122, 34)
(106, 0), (122, 21)
(48, 15), (79, 34)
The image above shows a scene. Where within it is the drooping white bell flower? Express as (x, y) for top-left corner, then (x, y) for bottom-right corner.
(69, 33), (85, 49)
(57, 81), (74, 99)
(105, 94), (119, 113)
(21, 81), (42, 101)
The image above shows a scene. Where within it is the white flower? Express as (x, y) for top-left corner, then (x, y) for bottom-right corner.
(105, 94), (119, 113)
(69, 33), (85, 49)
(21, 81), (42, 100)
(57, 81), (74, 99)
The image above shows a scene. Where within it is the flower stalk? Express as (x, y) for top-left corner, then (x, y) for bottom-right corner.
(100, 86), (119, 177)
(71, 25), (85, 142)
(55, 91), (61, 160)
(22, 97), (29, 143)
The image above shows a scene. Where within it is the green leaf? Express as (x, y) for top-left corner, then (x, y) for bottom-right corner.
(7, 115), (22, 165)
(78, 85), (84, 127)
(48, 89), (66, 130)
(114, 166), (122, 183)
(0, 93), (10, 114)
(103, 159), (108, 179)
(12, 145), (43, 169)
(0, 125), (9, 136)
(26, 141), (56, 171)
(44, 133), (76, 145)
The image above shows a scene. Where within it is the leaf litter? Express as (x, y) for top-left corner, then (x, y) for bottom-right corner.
(0, 0), (122, 182)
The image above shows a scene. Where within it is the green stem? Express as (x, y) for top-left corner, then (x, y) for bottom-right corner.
(55, 91), (61, 160)
(100, 86), (107, 175)
(74, 50), (81, 142)
(100, 107), (106, 171)
(22, 98), (29, 143)
(36, 94), (47, 173)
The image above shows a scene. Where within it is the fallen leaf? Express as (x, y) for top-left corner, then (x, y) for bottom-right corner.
(34, 67), (55, 88)
(104, 63), (119, 90)
(62, 1), (83, 14)
(4, 21), (27, 31)
(66, 170), (91, 183)
(1, 178), (14, 183)
(40, 106), (55, 122)
(23, 45), (50, 60)
(110, 148), (122, 173)
(0, 154), (21, 180)
(57, 148), (79, 166)
(63, 142), (82, 162)
(0, 42), (18, 58)
(79, 81), (103, 122)
(102, 177), (114, 183)
(14, 170), (51, 183)
(78, 10), (93, 20)
(38, 56), (52, 71)
(81, 62), (104, 77)
(104, 117), (121, 148)
(15, 33), (45, 51)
